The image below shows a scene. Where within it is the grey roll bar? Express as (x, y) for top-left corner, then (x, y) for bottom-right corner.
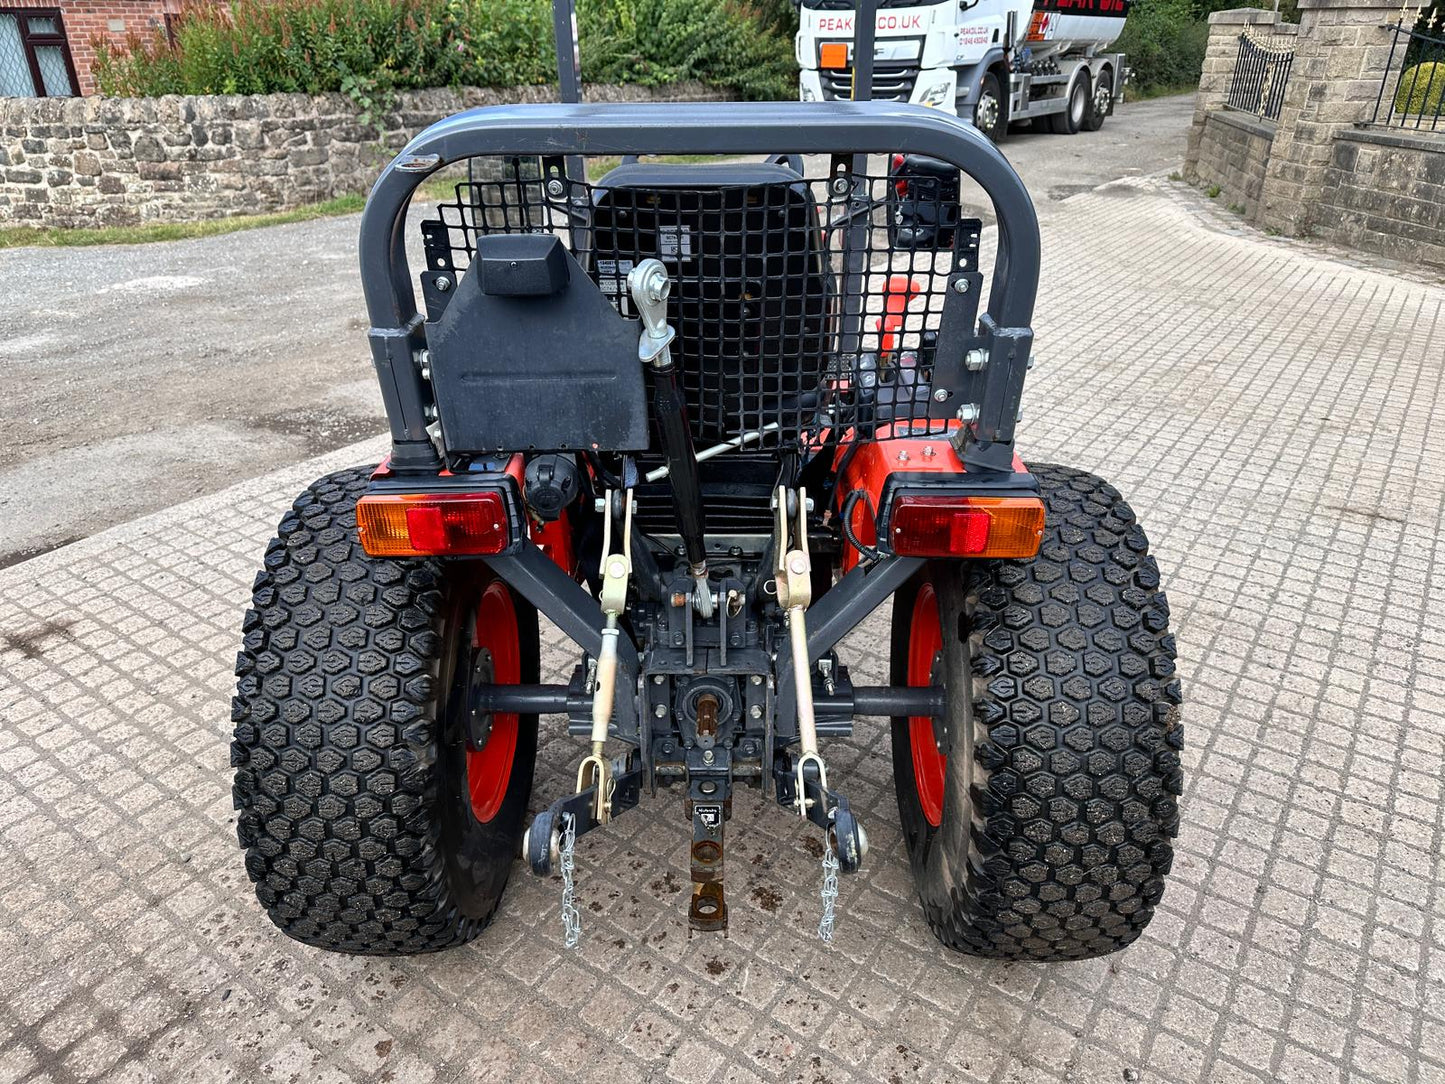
(357, 100), (1041, 467)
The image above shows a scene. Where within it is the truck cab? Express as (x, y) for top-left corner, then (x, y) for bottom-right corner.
(796, 0), (1129, 140)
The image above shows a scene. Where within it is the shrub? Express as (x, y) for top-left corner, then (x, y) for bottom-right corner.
(1393, 62), (1445, 117)
(1114, 0), (1210, 95)
(92, 0), (796, 100)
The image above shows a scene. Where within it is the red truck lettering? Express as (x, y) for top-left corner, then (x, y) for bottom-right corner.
(812, 12), (923, 33)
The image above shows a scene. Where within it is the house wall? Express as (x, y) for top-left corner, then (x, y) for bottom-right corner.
(11, 0), (182, 95)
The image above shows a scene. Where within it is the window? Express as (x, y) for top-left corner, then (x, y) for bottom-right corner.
(0, 8), (78, 97)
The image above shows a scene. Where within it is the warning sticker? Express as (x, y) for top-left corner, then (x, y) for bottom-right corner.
(658, 224), (694, 260)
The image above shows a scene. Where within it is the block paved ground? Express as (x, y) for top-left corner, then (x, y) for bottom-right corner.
(2, 176), (1443, 1084)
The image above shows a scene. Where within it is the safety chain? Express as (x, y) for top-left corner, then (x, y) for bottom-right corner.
(560, 812), (582, 949)
(817, 837), (840, 943)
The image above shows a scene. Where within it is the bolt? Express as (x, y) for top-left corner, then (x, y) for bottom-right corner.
(957, 404), (980, 423)
(670, 592), (688, 608)
(545, 177), (566, 198)
(932, 388), (949, 403)
(700, 780), (718, 795)
(965, 348), (988, 371)
(653, 674), (667, 685)
(922, 445), (935, 458)
(750, 675), (763, 686)
(830, 175), (851, 197)
(654, 703), (668, 718)
(952, 278), (970, 294)
(897, 450), (909, 463)
(789, 555), (808, 575)
(434, 275), (452, 293)
(702, 749), (715, 764)
(749, 705), (763, 720)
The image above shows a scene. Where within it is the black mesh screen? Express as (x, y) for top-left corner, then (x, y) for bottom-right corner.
(421, 156), (976, 451)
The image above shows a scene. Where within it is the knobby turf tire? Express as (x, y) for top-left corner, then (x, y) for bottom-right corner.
(231, 466), (539, 955)
(890, 463), (1184, 960)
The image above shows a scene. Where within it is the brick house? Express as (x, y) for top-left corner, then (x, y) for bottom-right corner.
(1, 0), (183, 96)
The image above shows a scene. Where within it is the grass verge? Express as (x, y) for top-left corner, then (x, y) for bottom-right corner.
(0, 156), (733, 251)
(1128, 83), (1198, 102)
(0, 192), (368, 250)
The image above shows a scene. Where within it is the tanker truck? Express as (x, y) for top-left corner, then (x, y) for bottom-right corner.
(796, 0), (1131, 140)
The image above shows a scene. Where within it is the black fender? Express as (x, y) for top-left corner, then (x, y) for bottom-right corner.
(955, 49), (1010, 109)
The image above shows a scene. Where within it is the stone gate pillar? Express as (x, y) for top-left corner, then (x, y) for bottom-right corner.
(1184, 8), (1286, 177)
(1257, 0), (1406, 235)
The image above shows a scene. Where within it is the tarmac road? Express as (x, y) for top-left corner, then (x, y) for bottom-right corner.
(0, 93), (1195, 568)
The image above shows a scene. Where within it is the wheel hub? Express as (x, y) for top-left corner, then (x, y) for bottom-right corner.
(976, 94), (1000, 131)
(1094, 78), (1111, 118)
(468, 647), (496, 750)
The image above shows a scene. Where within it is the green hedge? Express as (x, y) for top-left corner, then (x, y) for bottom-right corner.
(93, 0), (797, 100)
(1114, 0), (1210, 95)
(1394, 61), (1445, 116)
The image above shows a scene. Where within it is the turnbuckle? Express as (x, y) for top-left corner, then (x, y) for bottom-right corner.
(776, 485), (822, 818)
(579, 488), (633, 824)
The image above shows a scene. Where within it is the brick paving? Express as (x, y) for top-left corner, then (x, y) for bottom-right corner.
(2, 177), (1444, 1084)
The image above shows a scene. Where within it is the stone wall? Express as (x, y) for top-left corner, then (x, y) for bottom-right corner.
(1185, 4), (1445, 268)
(0, 82), (722, 228)
(1192, 110), (1276, 208)
(1315, 128), (1445, 263)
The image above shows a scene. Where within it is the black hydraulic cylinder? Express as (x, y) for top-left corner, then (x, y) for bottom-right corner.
(652, 360), (708, 571)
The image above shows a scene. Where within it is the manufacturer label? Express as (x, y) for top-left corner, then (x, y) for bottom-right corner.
(697, 805), (723, 830)
(596, 257), (634, 296)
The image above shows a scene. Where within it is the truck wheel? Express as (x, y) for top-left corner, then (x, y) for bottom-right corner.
(231, 466), (540, 955)
(974, 71), (1007, 143)
(1085, 68), (1113, 131)
(890, 464), (1183, 960)
(1050, 75), (1091, 135)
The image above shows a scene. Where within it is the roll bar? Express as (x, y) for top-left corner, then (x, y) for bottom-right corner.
(357, 100), (1041, 471)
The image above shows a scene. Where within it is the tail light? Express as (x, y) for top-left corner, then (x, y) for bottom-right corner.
(888, 495), (1046, 559)
(356, 491), (511, 557)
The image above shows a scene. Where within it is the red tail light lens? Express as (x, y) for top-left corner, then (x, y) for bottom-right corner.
(889, 495), (1046, 559)
(356, 492), (510, 557)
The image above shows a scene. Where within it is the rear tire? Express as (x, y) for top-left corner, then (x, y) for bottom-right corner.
(1085, 67), (1113, 131)
(1050, 75), (1090, 135)
(231, 466), (540, 955)
(890, 464), (1183, 960)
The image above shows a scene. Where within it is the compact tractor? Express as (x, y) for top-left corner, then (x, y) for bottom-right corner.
(230, 2), (1182, 960)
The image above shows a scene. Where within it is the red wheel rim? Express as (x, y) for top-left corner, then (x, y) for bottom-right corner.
(466, 581), (520, 823)
(907, 582), (946, 827)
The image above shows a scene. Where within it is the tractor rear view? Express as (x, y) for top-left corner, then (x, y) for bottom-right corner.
(229, 8), (1182, 960)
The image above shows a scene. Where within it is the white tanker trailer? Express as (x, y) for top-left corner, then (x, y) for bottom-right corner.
(796, 0), (1132, 139)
